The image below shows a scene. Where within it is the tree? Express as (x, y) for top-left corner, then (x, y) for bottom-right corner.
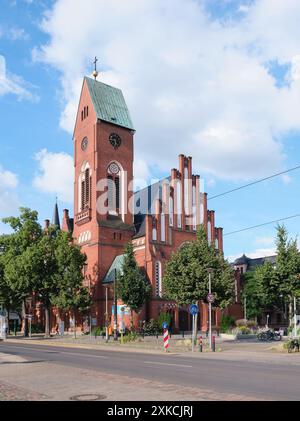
(242, 262), (275, 320)
(163, 225), (235, 309)
(116, 242), (151, 329)
(242, 225), (300, 325)
(50, 231), (91, 328)
(1, 208), (43, 336)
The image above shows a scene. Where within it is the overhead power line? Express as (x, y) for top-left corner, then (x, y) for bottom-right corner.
(208, 164), (300, 201)
(224, 213), (300, 237)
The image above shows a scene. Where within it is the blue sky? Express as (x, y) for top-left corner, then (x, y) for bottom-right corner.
(1, 0), (300, 261)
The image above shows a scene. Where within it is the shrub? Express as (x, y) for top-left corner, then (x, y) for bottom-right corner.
(236, 326), (251, 335)
(30, 324), (44, 334)
(123, 331), (138, 343)
(235, 319), (248, 327)
(91, 326), (105, 337)
(246, 320), (257, 329)
(158, 312), (172, 331)
(220, 315), (236, 333)
(143, 319), (160, 335)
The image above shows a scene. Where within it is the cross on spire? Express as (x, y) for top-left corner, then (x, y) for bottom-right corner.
(93, 56), (99, 80)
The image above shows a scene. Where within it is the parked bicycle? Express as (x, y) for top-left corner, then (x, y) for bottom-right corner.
(257, 329), (282, 341)
(288, 339), (299, 353)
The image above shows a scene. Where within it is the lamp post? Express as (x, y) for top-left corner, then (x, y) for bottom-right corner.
(113, 268), (118, 341)
(266, 314), (270, 329)
(244, 296), (247, 321)
(105, 286), (109, 342)
(294, 296), (297, 338)
(207, 268), (213, 350)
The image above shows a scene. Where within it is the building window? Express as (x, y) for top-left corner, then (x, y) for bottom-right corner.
(161, 213), (165, 242)
(207, 221), (212, 243)
(176, 180), (182, 228)
(155, 261), (162, 298)
(78, 162), (91, 212)
(152, 228), (157, 241)
(107, 162), (121, 214)
(169, 196), (174, 227)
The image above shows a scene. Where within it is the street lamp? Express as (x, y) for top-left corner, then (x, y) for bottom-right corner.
(113, 268), (118, 341)
(207, 268), (213, 350)
(266, 314), (270, 329)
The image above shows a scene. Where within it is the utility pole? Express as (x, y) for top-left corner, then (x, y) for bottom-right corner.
(113, 268), (118, 341)
(105, 286), (109, 342)
(207, 268), (213, 350)
(294, 296), (297, 338)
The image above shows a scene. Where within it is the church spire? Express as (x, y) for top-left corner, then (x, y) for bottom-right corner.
(52, 197), (60, 229)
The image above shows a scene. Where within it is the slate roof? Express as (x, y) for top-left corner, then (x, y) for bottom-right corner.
(133, 177), (170, 238)
(232, 254), (277, 271)
(103, 254), (125, 285)
(85, 77), (134, 131)
(52, 202), (60, 228)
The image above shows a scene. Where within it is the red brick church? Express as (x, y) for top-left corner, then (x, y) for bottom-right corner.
(52, 72), (243, 333)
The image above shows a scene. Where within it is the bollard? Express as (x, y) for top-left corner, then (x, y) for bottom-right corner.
(212, 335), (216, 352)
(199, 335), (203, 352)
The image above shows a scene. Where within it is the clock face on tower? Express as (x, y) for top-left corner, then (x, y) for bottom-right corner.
(109, 133), (122, 149)
(81, 137), (88, 151)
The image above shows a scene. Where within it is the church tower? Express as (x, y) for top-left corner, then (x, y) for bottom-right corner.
(73, 68), (135, 317)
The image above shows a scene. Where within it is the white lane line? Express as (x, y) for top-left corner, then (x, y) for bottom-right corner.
(144, 361), (193, 368)
(1, 345), (108, 359)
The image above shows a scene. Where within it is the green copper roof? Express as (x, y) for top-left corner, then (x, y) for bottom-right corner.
(85, 77), (134, 131)
(103, 254), (125, 285)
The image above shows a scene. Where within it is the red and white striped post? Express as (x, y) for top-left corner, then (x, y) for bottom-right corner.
(163, 328), (169, 352)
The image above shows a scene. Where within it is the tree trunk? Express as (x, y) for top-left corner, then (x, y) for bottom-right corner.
(45, 305), (50, 338)
(22, 299), (28, 337)
(289, 298), (293, 328)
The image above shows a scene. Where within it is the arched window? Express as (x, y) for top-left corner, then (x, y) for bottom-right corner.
(169, 196), (174, 227)
(207, 221), (212, 243)
(107, 162), (121, 215)
(161, 213), (165, 242)
(176, 180), (182, 228)
(155, 261), (162, 298)
(78, 162), (91, 212)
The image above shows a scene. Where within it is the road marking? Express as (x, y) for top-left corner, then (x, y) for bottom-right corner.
(144, 361), (193, 368)
(1, 345), (108, 359)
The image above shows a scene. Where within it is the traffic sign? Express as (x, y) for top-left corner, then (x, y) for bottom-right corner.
(189, 304), (198, 315)
(207, 293), (215, 303)
(162, 321), (168, 330)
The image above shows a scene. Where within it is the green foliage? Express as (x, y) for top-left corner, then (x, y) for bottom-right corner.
(143, 319), (160, 335)
(163, 225), (235, 308)
(242, 225), (300, 322)
(91, 326), (105, 337)
(235, 326), (252, 335)
(116, 242), (151, 316)
(0, 208), (90, 337)
(220, 315), (236, 333)
(158, 312), (172, 330)
(30, 324), (44, 334)
(122, 331), (138, 343)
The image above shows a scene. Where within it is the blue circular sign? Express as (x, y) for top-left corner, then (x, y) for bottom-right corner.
(162, 321), (169, 329)
(189, 304), (199, 315)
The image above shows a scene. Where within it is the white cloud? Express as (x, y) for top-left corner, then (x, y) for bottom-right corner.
(0, 55), (38, 101)
(33, 149), (73, 203)
(8, 27), (29, 41)
(255, 236), (275, 247)
(0, 166), (19, 220)
(33, 0), (300, 181)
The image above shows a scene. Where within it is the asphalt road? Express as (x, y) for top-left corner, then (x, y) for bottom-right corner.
(1, 342), (299, 401)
